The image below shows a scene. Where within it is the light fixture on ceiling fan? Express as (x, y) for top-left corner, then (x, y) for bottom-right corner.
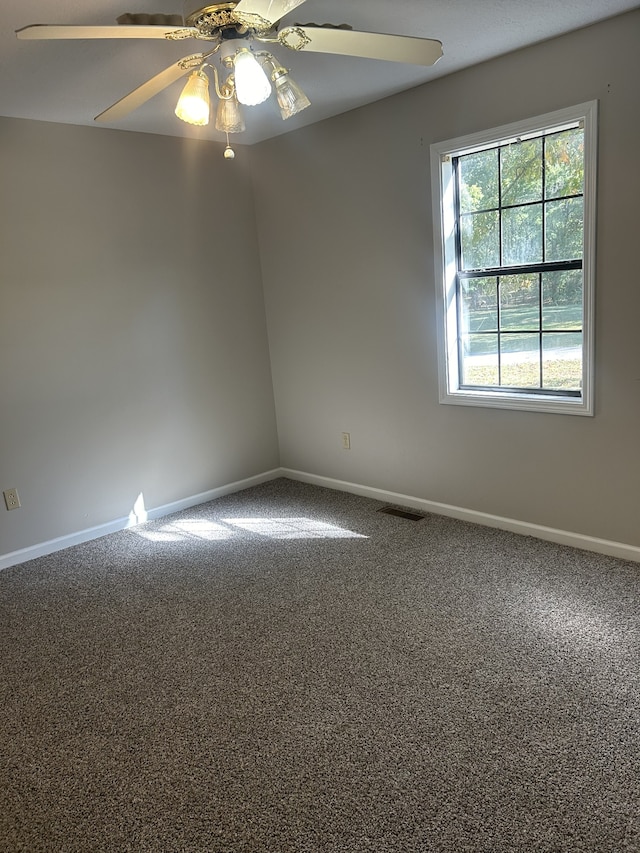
(15, 0), (443, 159)
(173, 37), (311, 157)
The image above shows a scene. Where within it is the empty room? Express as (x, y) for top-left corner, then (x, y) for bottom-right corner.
(1, 1), (639, 850)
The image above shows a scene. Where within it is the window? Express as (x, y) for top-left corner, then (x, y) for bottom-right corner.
(431, 102), (597, 415)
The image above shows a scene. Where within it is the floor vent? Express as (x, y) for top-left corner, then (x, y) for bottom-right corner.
(377, 506), (425, 521)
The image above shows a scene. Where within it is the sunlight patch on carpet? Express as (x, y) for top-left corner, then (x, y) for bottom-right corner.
(133, 517), (367, 542)
(134, 519), (233, 542)
(222, 517), (367, 540)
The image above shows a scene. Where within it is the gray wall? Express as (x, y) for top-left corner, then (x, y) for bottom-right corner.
(252, 11), (640, 547)
(0, 119), (279, 556)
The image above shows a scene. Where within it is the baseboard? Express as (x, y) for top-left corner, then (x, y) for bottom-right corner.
(3, 466), (639, 570)
(280, 468), (640, 564)
(0, 469), (282, 571)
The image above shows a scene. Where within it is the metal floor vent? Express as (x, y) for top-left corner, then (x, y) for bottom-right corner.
(377, 506), (425, 522)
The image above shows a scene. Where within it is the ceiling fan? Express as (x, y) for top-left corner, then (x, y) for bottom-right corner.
(16, 0), (443, 157)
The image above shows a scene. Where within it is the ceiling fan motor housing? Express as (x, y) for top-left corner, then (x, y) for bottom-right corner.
(183, 1), (241, 32)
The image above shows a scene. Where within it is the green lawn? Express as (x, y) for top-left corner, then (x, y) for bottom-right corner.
(467, 303), (581, 333)
(465, 303), (582, 357)
(465, 358), (581, 390)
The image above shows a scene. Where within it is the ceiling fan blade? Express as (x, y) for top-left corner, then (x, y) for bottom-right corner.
(16, 24), (194, 40)
(279, 26), (443, 66)
(95, 55), (204, 122)
(233, 0), (308, 28)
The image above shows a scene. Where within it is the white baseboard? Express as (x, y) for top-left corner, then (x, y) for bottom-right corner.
(3, 466), (638, 570)
(0, 469), (282, 571)
(281, 468), (640, 564)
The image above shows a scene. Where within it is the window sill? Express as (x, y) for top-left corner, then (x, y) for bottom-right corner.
(440, 387), (593, 416)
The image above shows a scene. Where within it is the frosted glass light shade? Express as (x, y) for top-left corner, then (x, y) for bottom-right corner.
(175, 69), (210, 126)
(234, 50), (271, 106)
(273, 69), (310, 120)
(215, 96), (245, 133)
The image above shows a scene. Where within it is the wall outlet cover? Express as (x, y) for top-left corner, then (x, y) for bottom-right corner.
(4, 488), (21, 510)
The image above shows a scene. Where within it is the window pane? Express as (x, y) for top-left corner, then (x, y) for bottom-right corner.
(500, 333), (540, 388)
(460, 277), (498, 334)
(545, 129), (584, 199)
(545, 197), (583, 262)
(460, 334), (498, 386)
(542, 271), (582, 330)
(458, 149), (499, 213)
(460, 211), (499, 270)
(499, 274), (540, 331)
(502, 204), (543, 266)
(542, 332), (582, 390)
(501, 138), (542, 206)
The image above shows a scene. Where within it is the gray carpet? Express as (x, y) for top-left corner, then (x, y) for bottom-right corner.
(1, 478), (638, 852)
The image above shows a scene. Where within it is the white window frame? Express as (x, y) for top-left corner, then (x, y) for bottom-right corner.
(430, 101), (597, 416)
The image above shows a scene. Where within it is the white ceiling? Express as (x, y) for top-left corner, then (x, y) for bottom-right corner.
(1, 0), (636, 146)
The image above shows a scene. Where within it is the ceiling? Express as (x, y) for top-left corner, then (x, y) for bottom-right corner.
(1, 0), (636, 146)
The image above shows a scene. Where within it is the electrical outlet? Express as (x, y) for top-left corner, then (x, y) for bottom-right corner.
(4, 488), (21, 510)
(342, 432), (351, 450)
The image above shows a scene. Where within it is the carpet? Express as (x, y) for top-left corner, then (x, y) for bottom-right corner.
(1, 478), (638, 852)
